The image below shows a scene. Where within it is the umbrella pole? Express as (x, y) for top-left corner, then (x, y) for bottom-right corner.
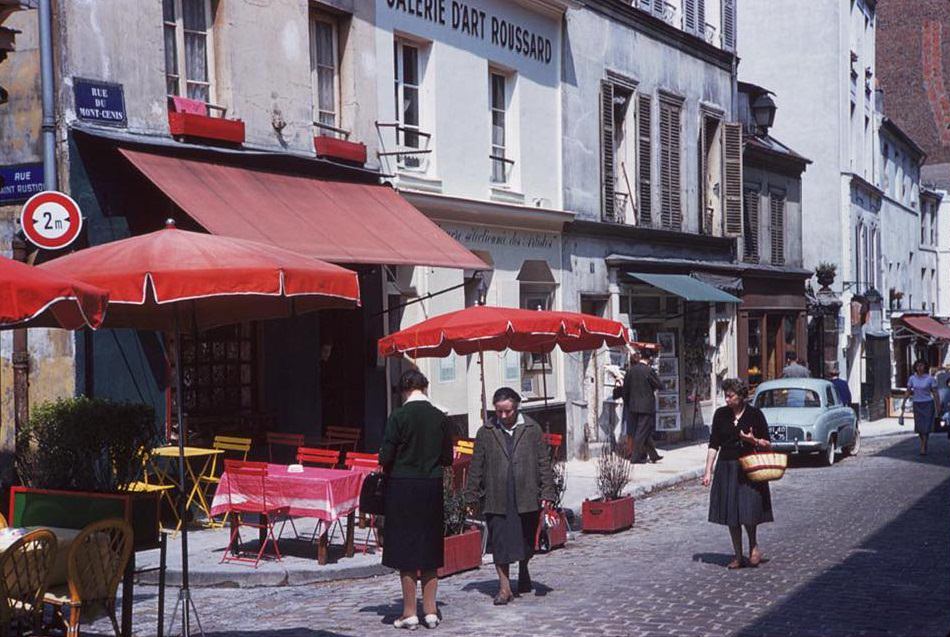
(478, 349), (488, 426)
(169, 316), (202, 637)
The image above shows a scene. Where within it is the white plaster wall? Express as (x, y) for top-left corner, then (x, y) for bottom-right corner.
(937, 193), (950, 318)
(375, 0), (562, 207)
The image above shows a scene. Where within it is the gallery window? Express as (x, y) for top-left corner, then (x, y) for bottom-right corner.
(163, 0), (215, 102)
(310, 12), (339, 131)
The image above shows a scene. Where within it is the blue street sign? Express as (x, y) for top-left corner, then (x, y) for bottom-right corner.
(73, 78), (127, 126)
(0, 163), (44, 205)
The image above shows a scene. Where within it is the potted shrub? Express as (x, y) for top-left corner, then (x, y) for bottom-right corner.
(536, 459), (569, 552)
(12, 397), (162, 550)
(816, 262), (837, 289)
(582, 444), (635, 533)
(437, 468), (481, 577)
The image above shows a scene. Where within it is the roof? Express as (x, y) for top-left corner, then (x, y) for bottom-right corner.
(881, 117), (927, 164)
(744, 134), (812, 172)
(753, 378), (833, 392)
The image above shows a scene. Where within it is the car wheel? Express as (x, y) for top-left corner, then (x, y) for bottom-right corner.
(844, 426), (861, 457)
(821, 435), (836, 466)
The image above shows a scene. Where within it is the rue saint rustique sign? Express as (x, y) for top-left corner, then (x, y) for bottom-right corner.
(384, 0), (554, 64)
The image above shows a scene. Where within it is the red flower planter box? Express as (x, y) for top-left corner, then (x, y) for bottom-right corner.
(582, 496), (635, 533)
(168, 111), (245, 145)
(313, 135), (367, 165)
(437, 526), (482, 577)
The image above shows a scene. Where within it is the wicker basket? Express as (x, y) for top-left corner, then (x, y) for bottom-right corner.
(739, 452), (788, 482)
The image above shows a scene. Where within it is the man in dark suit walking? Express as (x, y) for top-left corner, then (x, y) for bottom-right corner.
(616, 348), (663, 464)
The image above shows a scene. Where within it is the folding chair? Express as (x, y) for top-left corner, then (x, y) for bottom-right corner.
(44, 519), (134, 637)
(317, 426), (361, 453)
(126, 449), (180, 531)
(197, 435), (252, 527)
(542, 432), (563, 460)
(220, 460), (289, 568)
(266, 431), (305, 463)
(296, 447), (341, 468)
(453, 438), (475, 458)
(342, 452), (381, 553)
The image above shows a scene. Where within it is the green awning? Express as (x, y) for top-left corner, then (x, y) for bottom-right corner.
(627, 273), (741, 303)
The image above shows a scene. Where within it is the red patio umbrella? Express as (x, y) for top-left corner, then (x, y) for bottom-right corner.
(39, 220), (360, 637)
(0, 255), (108, 329)
(378, 305), (630, 418)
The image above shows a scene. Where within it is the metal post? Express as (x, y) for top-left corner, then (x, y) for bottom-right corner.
(38, 0), (56, 190)
(478, 349), (487, 426)
(11, 236), (29, 434)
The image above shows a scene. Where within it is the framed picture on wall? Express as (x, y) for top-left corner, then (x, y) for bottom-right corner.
(658, 357), (678, 376)
(659, 375), (678, 393)
(657, 332), (676, 357)
(656, 412), (681, 431)
(657, 392), (679, 412)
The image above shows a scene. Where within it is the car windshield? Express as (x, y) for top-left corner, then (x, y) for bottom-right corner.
(754, 388), (822, 408)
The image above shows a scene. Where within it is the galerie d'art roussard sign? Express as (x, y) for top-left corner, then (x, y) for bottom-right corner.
(385, 0), (554, 64)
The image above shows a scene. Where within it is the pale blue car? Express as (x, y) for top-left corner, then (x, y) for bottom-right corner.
(752, 378), (860, 466)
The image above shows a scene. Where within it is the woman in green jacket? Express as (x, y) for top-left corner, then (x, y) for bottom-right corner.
(465, 387), (556, 605)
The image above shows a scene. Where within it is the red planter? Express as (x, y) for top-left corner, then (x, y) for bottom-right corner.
(437, 526), (482, 577)
(313, 135), (367, 165)
(582, 496), (635, 533)
(168, 111), (245, 145)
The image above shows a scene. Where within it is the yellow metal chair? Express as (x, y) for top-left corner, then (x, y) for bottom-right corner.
(0, 528), (57, 637)
(43, 519), (134, 637)
(126, 449), (180, 531)
(0, 512), (7, 529)
(198, 435), (252, 526)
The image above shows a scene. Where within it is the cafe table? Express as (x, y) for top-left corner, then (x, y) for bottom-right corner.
(148, 445), (224, 529)
(210, 464), (364, 564)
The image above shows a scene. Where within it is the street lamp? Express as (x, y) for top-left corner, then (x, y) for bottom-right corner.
(751, 93), (777, 135)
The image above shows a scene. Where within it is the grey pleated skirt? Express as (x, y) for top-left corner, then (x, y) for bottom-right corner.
(708, 459), (774, 526)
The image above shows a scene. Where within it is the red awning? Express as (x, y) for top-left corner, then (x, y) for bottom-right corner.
(900, 315), (950, 341)
(119, 149), (487, 270)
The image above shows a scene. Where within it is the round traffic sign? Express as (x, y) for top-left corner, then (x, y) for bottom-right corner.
(20, 191), (83, 250)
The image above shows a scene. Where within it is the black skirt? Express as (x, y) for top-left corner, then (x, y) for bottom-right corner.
(486, 511), (538, 565)
(708, 459), (774, 527)
(382, 476), (444, 571)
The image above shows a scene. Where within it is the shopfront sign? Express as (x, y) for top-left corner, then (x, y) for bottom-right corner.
(73, 78), (127, 126)
(20, 190), (84, 250)
(444, 226), (555, 250)
(0, 163), (44, 205)
(384, 0), (555, 64)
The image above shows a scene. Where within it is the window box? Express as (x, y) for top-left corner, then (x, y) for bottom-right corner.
(168, 111), (245, 145)
(437, 525), (482, 577)
(313, 135), (367, 165)
(9, 486), (161, 551)
(582, 495), (635, 533)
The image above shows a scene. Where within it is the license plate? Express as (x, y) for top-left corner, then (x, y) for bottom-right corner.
(770, 425), (787, 442)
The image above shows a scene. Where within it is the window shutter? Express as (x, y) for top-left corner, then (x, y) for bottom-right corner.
(684, 0), (697, 34)
(722, 0), (736, 52)
(659, 100), (682, 231)
(742, 187), (759, 261)
(770, 192), (786, 265)
(637, 94), (652, 225)
(639, 0), (653, 12)
(697, 0), (705, 37)
(653, 0), (665, 18)
(723, 122), (743, 236)
(601, 81), (616, 222)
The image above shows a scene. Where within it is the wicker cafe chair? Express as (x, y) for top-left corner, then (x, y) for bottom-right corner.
(44, 519), (133, 637)
(198, 435), (253, 527)
(0, 529), (57, 637)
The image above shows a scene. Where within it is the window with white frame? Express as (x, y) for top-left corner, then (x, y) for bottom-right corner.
(310, 12), (339, 132)
(394, 39), (424, 169)
(438, 353), (457, 383)
(163, 0), (214, 102)
(490, 70), (513, 184)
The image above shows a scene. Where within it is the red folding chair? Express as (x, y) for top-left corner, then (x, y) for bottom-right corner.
(220, 460), (290, 568)
(296, 446), (341, 468)
(342, 452), (380, 553)
(266, 431), (305, 463)
(542, 432), (563, 460)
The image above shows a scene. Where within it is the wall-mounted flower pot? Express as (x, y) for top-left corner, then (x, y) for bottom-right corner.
(9, 486), (161, 551)
(582, 496), (635, 533)
(437, 526), (482, 577)
(168, 112), (245, 145)
(313, 135), (367, 165)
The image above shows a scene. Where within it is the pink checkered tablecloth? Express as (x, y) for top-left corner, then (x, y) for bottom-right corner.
(210, 464), (364, 522)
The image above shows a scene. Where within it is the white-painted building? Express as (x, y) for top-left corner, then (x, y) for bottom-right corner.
(375, 0), (575, 434)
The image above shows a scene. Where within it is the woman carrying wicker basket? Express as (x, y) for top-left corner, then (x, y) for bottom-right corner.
(702, 378), (774, 569)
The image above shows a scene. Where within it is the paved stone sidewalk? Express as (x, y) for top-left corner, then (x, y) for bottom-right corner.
(93, 428), (949, 636)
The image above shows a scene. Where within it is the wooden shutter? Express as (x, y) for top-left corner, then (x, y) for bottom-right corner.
(684, 0), (697, 34)
(742, 187), (759, 261)
(722, 0), (736, 52)
(601, 81), (616, 222)
(723, 122), (743, 236)
(653, 0), (665, 18)
(637, 94), (652, 225)
(659, 100), (682, 230)
(770, 192), (786, 265)
(697, 0), (705, 38)
(639, 0), (653, 12)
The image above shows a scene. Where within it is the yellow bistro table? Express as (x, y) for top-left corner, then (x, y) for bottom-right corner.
(148, 446), (224, 529)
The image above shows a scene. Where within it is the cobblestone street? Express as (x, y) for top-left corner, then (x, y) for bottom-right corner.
(95, 432), (949, 637)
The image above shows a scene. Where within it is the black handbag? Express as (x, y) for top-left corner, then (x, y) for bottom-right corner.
(359, 471), (387, 516)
